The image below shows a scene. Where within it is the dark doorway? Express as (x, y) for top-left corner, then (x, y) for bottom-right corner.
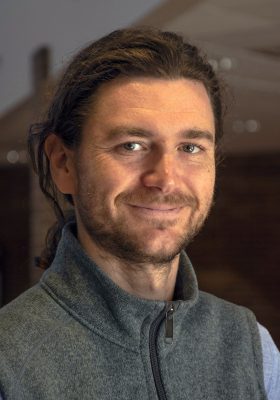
(0, 165), (30, 305)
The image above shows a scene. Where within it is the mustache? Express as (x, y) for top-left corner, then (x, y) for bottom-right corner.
(117, 189), (199, 209)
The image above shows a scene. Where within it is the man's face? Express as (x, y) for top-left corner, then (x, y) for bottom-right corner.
(72, 77), (216, 265)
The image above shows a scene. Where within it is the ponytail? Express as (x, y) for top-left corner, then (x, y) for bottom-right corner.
(34, 212), (75, 270)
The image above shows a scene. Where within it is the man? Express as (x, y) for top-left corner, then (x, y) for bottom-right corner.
(0, 28), (279, 399)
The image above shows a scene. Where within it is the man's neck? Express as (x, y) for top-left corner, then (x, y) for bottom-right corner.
(77, 228), (179, 301)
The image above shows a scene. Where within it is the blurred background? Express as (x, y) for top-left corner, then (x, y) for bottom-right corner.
(0, 0), (279, 345)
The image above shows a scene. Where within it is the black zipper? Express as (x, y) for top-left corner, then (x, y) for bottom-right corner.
(165, 302), (174, 343)
(149, 302), (174, 400)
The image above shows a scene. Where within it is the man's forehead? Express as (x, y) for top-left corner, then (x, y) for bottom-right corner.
(93, 76), (212, 112)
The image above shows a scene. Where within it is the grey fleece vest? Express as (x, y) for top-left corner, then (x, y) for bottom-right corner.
(0, 223), (267, 399)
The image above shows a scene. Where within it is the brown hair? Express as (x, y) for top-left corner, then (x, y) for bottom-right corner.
(28, 27), (225, 269)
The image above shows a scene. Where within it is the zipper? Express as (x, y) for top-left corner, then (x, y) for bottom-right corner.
(165, 301), (174, 343)
(149, 302), (174, 400)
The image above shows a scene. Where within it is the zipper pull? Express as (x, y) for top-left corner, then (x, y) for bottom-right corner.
(165, 302), (174, 343)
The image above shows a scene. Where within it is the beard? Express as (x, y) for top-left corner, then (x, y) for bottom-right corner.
(75, 183), (213, 266)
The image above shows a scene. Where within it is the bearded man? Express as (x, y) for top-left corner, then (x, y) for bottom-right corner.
(0, 28), (279, 399)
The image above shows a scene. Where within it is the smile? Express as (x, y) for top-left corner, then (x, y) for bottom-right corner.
(128, 204), (184, 215)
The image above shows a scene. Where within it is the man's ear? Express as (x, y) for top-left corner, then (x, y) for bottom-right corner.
(44, 134), (77, 195)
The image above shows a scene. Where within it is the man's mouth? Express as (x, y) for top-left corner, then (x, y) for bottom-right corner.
(128, 204), (184, 213)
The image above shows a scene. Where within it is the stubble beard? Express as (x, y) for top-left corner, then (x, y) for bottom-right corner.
(76, 186), (213, 267)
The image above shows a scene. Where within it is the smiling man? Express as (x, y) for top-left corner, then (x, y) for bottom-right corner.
(0, 28), (279, 399)
(63, 77), (216, 301)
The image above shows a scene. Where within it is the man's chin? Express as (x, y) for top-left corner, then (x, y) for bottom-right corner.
(113, 234), (189, 265)
(118, 247), (181, 266)
(79, 207), (206, 265)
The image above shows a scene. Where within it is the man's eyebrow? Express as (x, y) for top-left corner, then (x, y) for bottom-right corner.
(106, 127), (152, 140)
(181, 129), (214, 143)
(106, 126), (214, 143)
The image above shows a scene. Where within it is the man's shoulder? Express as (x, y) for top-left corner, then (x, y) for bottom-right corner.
(0, 284), (45, 323)
(194, 291), (262, 362)
(0, 283), (70, 355)
(197, 290), (259, 335)
(0, 282), (75, 392)
(198, 290), (256, 317)
(0, 282), (61, 319)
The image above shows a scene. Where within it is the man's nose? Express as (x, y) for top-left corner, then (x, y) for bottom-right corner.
(140, 152), (179, 193)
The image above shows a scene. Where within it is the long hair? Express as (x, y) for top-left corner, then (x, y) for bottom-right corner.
(28, 27), (225, 269)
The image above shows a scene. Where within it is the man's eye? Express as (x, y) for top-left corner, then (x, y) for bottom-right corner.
(182, 144), (201, 154)
(122, 142), (143, 151)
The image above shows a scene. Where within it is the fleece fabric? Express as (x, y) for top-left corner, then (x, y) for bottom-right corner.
(0, 222), (267, 399)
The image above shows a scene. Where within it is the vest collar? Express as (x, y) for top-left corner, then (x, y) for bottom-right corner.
(41, 222), (199, 352)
